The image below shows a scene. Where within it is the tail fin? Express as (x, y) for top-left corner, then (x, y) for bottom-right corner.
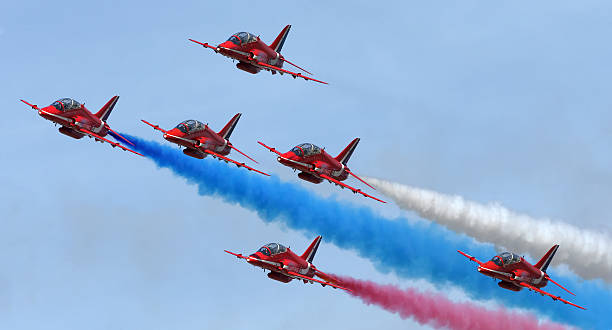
(301, 236), (322, 263)
(269, 25), (291, 53)
(535, 244), (559, 273)
(218, 113), (241, 140)
(335, 138), (360, 165)
(94, 96), (119, 122)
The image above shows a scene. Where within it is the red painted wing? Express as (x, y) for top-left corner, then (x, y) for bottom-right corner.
(281, 57), (313, 75)
(257, 141), (282, 156)
(319, 174), (386, 203)
(518, 282), (586, 310)
(203, 150), (270, 176)
(254, 61), (328, 84)
(20, 99), (39, 110)
(457, 250), (483, 265)
(104, 123), (134, 146)
(346, 169), (377, 190)
(545, 275), (576, 296)
(285, 270), (351, 291)
(188, 38), (218, 52)
(224, 250), (248, 260)
(227, 143), (259, 164)
(77, 128), (143, 157)
(141, 119), (168, 134)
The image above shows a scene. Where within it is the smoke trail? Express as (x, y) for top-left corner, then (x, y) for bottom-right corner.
(337, 275), (572, 330)
(119, 134), (611, 329)
(365, 177), (612, 283)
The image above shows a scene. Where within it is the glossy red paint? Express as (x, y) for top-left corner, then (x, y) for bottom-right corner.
(225, 236), (349, 291)
(20, 97), (142, 156)
(189, 25), (327, 84)
(142, 114), (269, 176)
(258, 139), (385, 203)
(457, 246), (586, 310)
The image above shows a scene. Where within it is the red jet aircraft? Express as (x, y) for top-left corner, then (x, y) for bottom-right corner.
(258, 139), (385, 203)
(189, 25), (327, 84)
(458, 245), (586, 310)
(20, 97), (142, 156)
(225, 236), (349, 291)
(142, 114), (268, 176)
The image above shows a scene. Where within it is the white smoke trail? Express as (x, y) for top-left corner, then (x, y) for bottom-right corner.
(366, 177), (612, 283)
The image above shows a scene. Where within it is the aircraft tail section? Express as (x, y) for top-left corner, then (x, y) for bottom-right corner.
(270, 25), (291, 53)
(218, 113), (241, 140)
(301, 235), (322, 263)
(335, 138), (360, 165)
(94, 96), (119, 122)
(535, 244), (559, 273)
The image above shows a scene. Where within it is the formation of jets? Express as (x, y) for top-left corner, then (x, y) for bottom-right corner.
(20, 25), (586, 310)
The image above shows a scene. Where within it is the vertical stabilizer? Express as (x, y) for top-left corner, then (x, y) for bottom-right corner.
(218, 113), (241, 140)
(270, 25), (291, 53)
(535, 245), (559, 273)
(335, 138), (360, 165)
(301, 236), (322, 263)
(94, 96), (119, 122)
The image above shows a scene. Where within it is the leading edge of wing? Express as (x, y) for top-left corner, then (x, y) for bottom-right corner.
(257, 141), (282, 156)
(79, 128), (144, 157)
(224, 250), (249, 260)
(457, 250), (483, 265)
(188, 38), (218, 52)
(518, 282), (586, 310)
(254, 61), (328, 85)
(141, 119), (168, 134)
(204, 150), (270, 176)
(285, 270), (351, 292)
(319, 173), (386, 203)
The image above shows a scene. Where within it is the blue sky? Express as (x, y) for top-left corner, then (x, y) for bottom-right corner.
(1, 0), (611, 329)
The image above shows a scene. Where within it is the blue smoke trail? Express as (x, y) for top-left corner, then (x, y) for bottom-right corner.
(119, 133), (610, 329)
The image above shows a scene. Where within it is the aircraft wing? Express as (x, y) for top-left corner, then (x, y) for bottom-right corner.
(457, 250), (483, 265)
(20, 99), (39, 110)
(285, 270), (351, 291)
(141, 119), (168, 134)
(518, 282), (586, 310)
(319, 173), (386, 203)
(188, 38), (219, 52)
(257, 141), (282, 156)
(203, 150), (270, 176)
(227, 142), (259, 164)
(77, 128), (143, 157)
(253, 61), (328, 85)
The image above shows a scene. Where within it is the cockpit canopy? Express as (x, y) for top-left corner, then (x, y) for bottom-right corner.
(257, 243), (288, 256)
(51, 98), (81, 111)
(175, 119), (205, 133)
(290, 143), (322, 157)
(227, 32), (258, 46)
(491, 252), (521, 267)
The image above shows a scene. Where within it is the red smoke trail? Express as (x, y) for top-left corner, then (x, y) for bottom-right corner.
(337, 276), (573, 330)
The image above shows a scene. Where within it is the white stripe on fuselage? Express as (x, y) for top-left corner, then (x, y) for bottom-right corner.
(39, 109), (72, 123)
(164, 133), (198, 145)
(277, 156), (313, 169)
(478, 266), (513, 278)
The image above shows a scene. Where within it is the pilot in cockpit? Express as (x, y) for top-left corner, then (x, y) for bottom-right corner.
(491, 252), (521, 267)
(51, 98), (81, 111)
(290, 143), (322, 157)
(256, 243), (287, 256)
(227, 32), (258, 46)
(175, 120), (204, 133)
